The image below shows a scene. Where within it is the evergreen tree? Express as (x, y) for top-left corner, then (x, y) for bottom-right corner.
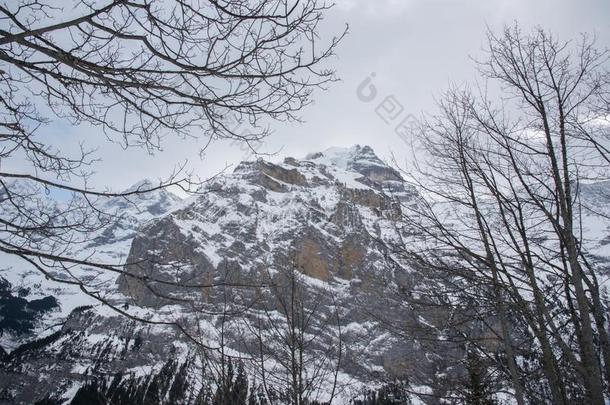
(463, 350), (496, 405)
(214, 357), (237, 405)
(227, 358), (235, 391)
(231, 361), (249, 405)
(168, 360), (190, 404)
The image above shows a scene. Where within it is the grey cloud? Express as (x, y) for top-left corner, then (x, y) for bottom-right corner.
(16, 0), (610, 191)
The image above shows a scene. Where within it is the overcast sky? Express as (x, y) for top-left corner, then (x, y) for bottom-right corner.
(42, 0), (610, 191)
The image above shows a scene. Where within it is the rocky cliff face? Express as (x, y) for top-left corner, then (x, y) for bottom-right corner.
(118, 145), (415, 306)
(0, 146), (432, 404)
(112, 146), (430, 385)
(9, 145), (585, 404)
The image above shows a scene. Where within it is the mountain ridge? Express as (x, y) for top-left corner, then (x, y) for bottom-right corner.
(2, 145), (610, 404)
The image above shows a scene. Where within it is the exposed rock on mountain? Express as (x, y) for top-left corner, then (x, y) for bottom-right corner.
(117, 145), (413, 307)
(6, 145), (608, 404)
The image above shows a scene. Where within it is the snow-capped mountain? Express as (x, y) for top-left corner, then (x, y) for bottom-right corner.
(2, 145), (610, 404)
(118, 145), (415, 305)
(1, 145), (422, 404)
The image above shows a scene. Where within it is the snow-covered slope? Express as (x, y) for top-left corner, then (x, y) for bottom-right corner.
(3, 145), (610, 404)
(1, 145), (423, 403)
(0, 179), (182, 351)
(118, 145), (416, 302)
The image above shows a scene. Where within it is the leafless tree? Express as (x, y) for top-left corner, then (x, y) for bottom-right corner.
(0, 0), (345, 342)
(242, 255), (344, 405)
(395, 25), (610, 404)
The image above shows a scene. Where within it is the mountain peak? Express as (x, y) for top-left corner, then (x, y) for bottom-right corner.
(232, 144), (403, 193)
(107, 178), (182, 217)
(301, 145), (402, 185)
(121, 178), (157, 194)
(304, 144), (383, 170)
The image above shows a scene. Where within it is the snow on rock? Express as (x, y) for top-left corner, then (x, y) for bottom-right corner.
(5, 145), (609, 404)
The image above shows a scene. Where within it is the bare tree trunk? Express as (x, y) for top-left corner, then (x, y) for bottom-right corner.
(495, 287), (526, 405)
(583, 265), (610, 396)
(461, 147), (526, 405)
(565, 247), (605, 403)
(548, 109), (605, 402)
